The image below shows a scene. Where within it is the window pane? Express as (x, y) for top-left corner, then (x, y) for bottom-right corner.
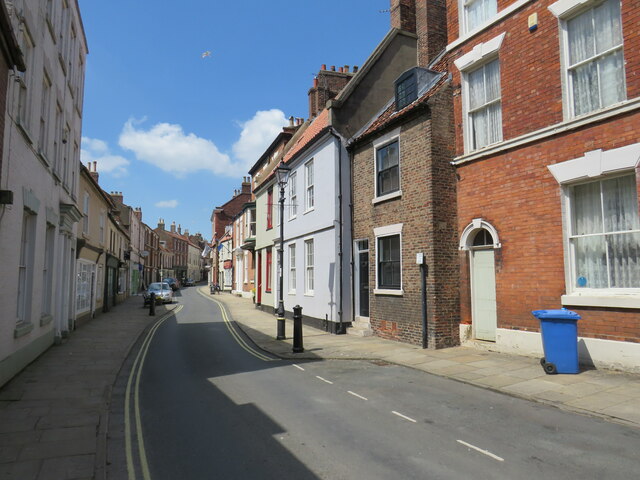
(468, 67), (485, 110)
(485, 60), (501, 102)
(567, 9), (594, 65)
(573, 235), (607, 288)
(598, 51), (625, 108)
(594, 0), (622, 54)
(602, 175), (640, 232)
(572, 181), (603, 235)
(608, 232), (640, 288)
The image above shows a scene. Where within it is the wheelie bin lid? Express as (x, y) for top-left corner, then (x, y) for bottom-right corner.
(531, 308), (581, 320)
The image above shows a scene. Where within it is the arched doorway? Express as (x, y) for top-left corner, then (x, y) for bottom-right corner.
(460, 219), (500, 341)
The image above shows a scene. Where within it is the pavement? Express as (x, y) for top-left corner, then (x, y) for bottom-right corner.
(0, 286), (638, 480)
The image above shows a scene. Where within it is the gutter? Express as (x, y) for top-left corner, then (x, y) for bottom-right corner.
(329, 128), (346, 334)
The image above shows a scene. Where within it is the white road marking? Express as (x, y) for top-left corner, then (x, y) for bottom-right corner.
(293, 364), (305, 371)
(316, 376), (333, 384)
(392, 411), (417, 423)
(457, 440), (505, 462)
(348, 391), (368, 401)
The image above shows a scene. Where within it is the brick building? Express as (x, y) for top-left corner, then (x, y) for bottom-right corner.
(209, 178), (252, 289)
(447, 0), (639, 370)
(346, 0), (459, 347)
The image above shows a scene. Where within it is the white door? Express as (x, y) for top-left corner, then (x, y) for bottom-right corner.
(472, 249), (497, 341)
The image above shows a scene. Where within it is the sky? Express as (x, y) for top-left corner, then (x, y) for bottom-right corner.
(78, 0), (392, 242)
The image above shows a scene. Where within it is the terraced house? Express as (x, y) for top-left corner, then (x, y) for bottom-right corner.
(0, 0), (87, 386)
(447, 0), (640, 371)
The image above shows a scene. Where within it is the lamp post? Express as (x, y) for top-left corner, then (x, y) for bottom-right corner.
(274, 163), (291, 340)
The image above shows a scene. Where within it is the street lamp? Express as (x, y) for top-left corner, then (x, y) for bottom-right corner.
(274, 162), (291, 340)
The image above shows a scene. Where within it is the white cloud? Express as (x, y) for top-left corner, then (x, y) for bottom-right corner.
(81, 136), (130, 177)
(232, 109), (288, 169)
(117, 110), (288, 179)
(155, 200), (178, 208)
(119, 119), (236, 178)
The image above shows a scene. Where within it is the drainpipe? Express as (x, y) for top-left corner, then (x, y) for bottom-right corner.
(329, 128), (345, 334)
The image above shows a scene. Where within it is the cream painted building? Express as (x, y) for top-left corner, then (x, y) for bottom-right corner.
(0, 0), (88, 386)
(75, 163), (113, 325)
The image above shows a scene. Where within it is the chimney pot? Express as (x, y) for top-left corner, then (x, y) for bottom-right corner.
(289, 115), (294, 126)
(313, 77), (318, 87)
(338, 67), (343, 73)
(353, 65), (359, 73)
(331, 65), (335, 71)
(344, 65), (349, 72)
(321, 64), (326, 70)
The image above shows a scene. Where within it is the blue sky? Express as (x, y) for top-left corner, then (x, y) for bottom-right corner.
(78, 0), (391, 241)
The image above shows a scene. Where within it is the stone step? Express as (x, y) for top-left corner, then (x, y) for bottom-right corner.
(348, 323), (373, 337)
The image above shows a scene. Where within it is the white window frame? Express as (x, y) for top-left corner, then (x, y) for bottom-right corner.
(460, 0), (497, 35)
(373, 224), (404, 296)
(372, 128), (402, 204)
(550, 0), (626, 120)
(289, 171), (297, 219)
(548, 143), (640, 308)
(304, 239), (314, 295)
(42, 223), (55, 317)
(82, 192), (90, 235)
(17, 211), (37, 323)
(288, 243), (296, 294)
(305, 159), (314, 212)
(455, 33), (505, 154)
(99, 210), (105, 244)
(76, 260), (95, 314)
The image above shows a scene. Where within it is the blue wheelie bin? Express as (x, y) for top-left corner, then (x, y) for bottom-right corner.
(531, 308), (581, 374)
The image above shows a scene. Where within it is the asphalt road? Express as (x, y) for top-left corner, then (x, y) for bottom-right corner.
(109, 287), (640, 480)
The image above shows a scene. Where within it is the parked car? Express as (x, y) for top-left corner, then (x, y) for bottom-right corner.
(144, 282), (174, 305)
(162, 278), (179, 291)
(183, 278), (195, 286)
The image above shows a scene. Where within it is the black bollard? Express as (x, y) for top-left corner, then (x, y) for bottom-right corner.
(149, 292), (156, 316)
(292, 305), (304, 353)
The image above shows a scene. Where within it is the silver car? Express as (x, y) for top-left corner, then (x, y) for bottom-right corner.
(143, 282), (174, 305)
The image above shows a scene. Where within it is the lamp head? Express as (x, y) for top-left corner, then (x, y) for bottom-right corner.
(275, 163), (291, 188)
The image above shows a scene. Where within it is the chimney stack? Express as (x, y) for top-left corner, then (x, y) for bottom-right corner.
(88, 161), (99, 183)
(158, 218), (165, 230)
(178, 224), (182, 235)
(308, 63), (355, 119)
(171, 221), (176, 233)
(111, 191), (123, 204)
(415, 0), (448, 67)
(390, 0), (416, 34)
(241, 176), (251, 194)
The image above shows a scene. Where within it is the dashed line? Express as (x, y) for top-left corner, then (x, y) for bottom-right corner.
(293, 364), (305, 371)
(457, 440), (504, 462)
(392, 411), (417, 423)
(348, 391), (368, 401)
(316, 376), (333, 384)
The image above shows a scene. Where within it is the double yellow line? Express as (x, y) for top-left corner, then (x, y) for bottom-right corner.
(198, 289), (277, 362)
(125, 305), (183, 480)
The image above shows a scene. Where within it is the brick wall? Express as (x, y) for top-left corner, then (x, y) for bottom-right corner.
(448, 0), (640, 344)
(456, 111), (640, 343)
(447, 0), (640, 157)
(352, 86), (459, 348)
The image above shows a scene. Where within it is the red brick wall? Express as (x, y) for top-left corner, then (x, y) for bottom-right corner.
(456, 111), (640, 343)
(352, 86), (459, 348)
(447, 0), (640, 156)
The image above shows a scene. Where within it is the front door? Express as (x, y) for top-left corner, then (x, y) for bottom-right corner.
(355, 240), (369, 318)
(256, 251), (262, 304)
(472, 249), (497, 341)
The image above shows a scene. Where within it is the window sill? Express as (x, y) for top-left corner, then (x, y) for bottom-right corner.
(40, 314), (53, 327)
(303, 208), (315, 215)
(453, 98), (640, 166)
(561, 294), (640, 310)
(288, 291), (296, 295)
(372, 190), (402, 205)
(14, 321), (34, 338)
(374, 288), (404, 296)
(304, 292), (314, 297)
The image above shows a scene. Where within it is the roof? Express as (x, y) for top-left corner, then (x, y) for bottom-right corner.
(354, 67), (448, 143)
(282, 109), (330, 164)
